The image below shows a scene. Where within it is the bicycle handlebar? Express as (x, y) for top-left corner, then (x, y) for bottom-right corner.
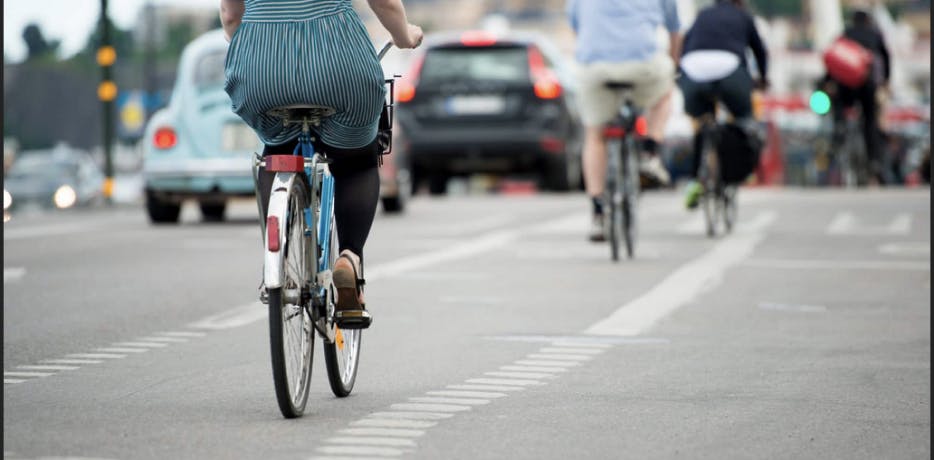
(377, 41), (393, 61)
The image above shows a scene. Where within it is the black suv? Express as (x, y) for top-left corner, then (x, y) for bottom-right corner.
(393, 30), (583, 194)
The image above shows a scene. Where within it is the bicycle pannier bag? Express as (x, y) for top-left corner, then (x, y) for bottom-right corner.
(716, 121), (763, 185)
(823, 37), (873, 89)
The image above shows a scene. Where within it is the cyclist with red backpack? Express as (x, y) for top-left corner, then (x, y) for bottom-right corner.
(819, 8), (892, 184)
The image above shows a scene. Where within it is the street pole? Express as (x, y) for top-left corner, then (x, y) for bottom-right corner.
(98, 0), (117, 204)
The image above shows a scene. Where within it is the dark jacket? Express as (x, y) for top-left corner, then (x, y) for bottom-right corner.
(843, 25), (891, 84)
(681, 0), (768, 79)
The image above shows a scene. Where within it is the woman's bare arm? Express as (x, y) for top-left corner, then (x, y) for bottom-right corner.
(219, 0), (245, 42)
(366, 0), (423, 49)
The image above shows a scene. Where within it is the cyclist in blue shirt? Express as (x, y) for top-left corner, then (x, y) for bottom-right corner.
(567, 0), (682, 242)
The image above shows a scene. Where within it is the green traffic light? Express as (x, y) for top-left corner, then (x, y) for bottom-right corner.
(810, 90), (832, 115)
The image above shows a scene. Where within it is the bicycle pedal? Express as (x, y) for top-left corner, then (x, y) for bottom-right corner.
(335, 310), (373, 330)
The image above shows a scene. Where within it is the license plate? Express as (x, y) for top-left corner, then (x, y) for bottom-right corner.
(444, 95), (506, 115)
(222, 123), (261, 152)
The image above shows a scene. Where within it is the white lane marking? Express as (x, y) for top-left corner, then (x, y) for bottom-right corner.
(315, 446), (405, 457)
(326, 437), (417, 447)
(416, 214), (514, 236)
(309, 457), (396, 460)
(743, 259), (930, 271)
(515, 360), (581, 367)
(446, 384), (526, 392)
(439, 296), (504, 304)
(66, 353), (126, 359)
(188, 302), (266, 330)
(826, 212), (912, 235)
(338, 428), (426, 438)
(3, 221), (101, 240)
(351, 419), (439, 429)
(138, 336), (189, 343)
(367, 411), (454, 420)
(94, 348), (148, 354)
(157, 331), (207, 338)
(500, 366), (567, 373)
(878, 242), (930, 257)
(408, 397), (490, 406)
(41, 359), (102, 365)
(758, 302), (828, 313)
(389, 403), (471, 412)
(538, 347), (604, 355)
(5, 378), (27, 384)
(484, 371), (552, 380)
(397, 272), (491, 281)
(366, 229), (519, 280)
(550, 342), (612, 348)
(465, 378), (543, 386)
(587, 211), (777, 336)
(113, 342), (169, 348)
(427, 390), (507, 399)
(527, 354), (592, 361)
(4, 371), (54, 378)
(4, 267), (26, 283)
(17, 365), (79, 371)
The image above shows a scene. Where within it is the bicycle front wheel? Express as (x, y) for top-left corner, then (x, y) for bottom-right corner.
(323, 213), (362, 397)
(269, 177), (315, 419)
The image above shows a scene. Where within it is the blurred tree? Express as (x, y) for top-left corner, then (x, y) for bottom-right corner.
(748, 0), (802, 17)
(22, 23), (61, 61)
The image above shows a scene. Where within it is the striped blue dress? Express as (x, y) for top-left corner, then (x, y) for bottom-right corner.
(224, 0), (386, 149)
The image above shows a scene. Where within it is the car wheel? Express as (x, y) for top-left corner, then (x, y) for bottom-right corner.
(542, 156), (576, 192)
(146, 190), (181, 224)
(200, 202), (226, 222)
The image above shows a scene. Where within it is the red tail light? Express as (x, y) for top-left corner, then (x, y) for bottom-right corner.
(395, 53), (425, 104)
(635, 116), (649, 137)
(153, 127), (177, 149)
(461, 31), (498, 47)
(528, 46), (562, 100)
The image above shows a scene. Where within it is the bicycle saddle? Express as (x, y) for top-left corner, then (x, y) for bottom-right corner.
(266, 104), (337, 127)
(604, 81), (636, 90)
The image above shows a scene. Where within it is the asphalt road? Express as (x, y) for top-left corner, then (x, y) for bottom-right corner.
(3, 188), (930, 460)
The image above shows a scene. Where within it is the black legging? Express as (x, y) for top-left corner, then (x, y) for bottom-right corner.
(256, 138), (380, 265)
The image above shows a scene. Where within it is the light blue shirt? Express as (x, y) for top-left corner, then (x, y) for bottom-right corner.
(567, 0), (681, 64)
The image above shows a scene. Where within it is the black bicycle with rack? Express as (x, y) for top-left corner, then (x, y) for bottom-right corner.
(602, 81), (646, 261)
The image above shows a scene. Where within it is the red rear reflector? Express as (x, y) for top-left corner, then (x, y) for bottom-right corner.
(635, 117), (649, 137)
(153, 127), (177, 149)
(540, 136), (564, 154)
(266, 155), (305, 172)
(461, 31), (497, 47)
(603, 126), (626, 139)
(267, 217), (280, 252)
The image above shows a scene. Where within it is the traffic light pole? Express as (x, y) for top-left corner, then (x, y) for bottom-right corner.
(99, 0), (115, 204)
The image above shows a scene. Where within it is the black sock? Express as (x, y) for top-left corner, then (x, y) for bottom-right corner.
(591, 196), (604, 216)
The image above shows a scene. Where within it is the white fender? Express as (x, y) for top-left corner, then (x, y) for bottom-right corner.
(264, 172), (299, 289)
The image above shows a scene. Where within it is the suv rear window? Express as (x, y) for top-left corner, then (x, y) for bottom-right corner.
(419, 46), (530, 84)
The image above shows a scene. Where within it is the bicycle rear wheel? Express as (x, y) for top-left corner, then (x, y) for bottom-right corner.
(606, 139), (622, 262)
(701, 141), (721, 238)
(269, 177), (315, 419)
(621, 138), (639, 258)
(722, 186), (738, 233)
(323, 212), (362, 397)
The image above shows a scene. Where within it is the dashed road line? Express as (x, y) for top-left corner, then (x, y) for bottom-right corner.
(113, 342), (169, 348)
(338, 428), (426, 437)
(94, 348), (149, 354)
(483, 371), (556, 379)
(326, 437), (418, 447)
(4, 371), (53, 378)
(446, 384), (526, 392)
(500, 366), (567, 373)
(408, 397), (491, 406)
(350, 419), (439, 429)
(427, 391), (507, 399)
(526, 354), (593, 361)
(16, 365), (79, 371)
(389, 403), (472, 413)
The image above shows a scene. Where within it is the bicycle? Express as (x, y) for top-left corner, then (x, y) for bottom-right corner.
(251, 41), (396, 419)
(696, 113), (738, 238)
(602, 81), (645, 261)
(830, 107), (870, 188)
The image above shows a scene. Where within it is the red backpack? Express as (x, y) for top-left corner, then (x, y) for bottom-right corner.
(823, 37), (874, 89)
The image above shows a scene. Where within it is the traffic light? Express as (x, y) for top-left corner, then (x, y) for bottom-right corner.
(810, 90), (832, 115)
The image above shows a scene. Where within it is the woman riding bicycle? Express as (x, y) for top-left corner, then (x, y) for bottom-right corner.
(677, 0), (768, 209)
(220, 0), (423, 319)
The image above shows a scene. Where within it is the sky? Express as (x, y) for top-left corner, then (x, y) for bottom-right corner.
(3, 0), (219, 63)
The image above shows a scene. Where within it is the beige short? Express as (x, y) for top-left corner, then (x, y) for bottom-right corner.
(576, 53), (676, 127)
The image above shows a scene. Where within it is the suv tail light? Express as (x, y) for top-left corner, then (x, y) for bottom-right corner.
(460, 31), (498, 47)
(153, 127), (177, 149)
(528, 46), (562, 100)
(395, 53), (425, 103)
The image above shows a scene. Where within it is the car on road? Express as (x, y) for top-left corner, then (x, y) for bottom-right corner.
(393, 30), (583, 194)
(141, 29), (262, 224)
(3, 144), (104, 215)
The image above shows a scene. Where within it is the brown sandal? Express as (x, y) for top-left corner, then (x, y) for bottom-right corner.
(333, 252), (372, 329)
